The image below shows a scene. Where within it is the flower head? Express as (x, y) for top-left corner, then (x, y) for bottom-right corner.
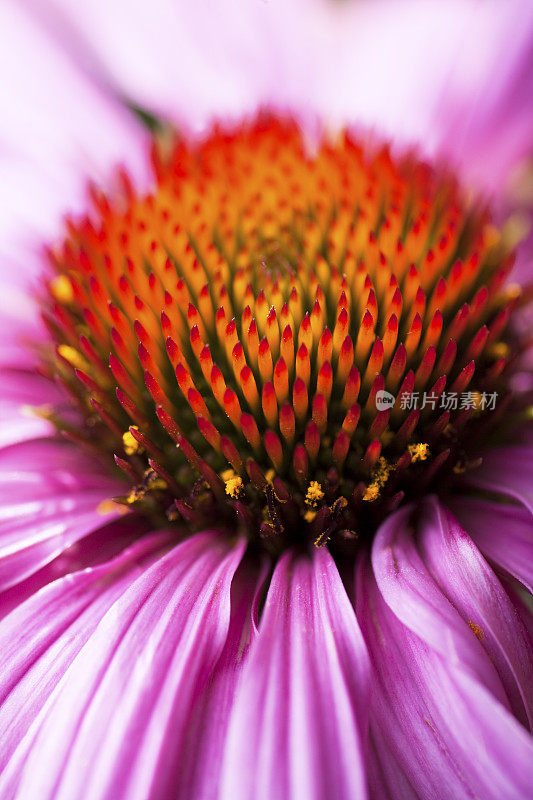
(42, 116), (524, 556)
(1, 3), (533, 800)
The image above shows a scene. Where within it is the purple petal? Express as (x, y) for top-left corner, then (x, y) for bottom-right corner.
(449, 495), (533, 593)
(21, 0), (533, 191)
(466, 445), (533, 514)
(371, 505), (508, 705)
(419, 498), (533, 729)
(366, 724), (417, 800)
(357, 533), (533, 800)
(0, 513), (154, 621)
(0, 369), (59, 447)
(0, 437), (129, 591)
(430, 6), (533, 197)
(0, 530), (245, 800)
(0, 3), (151, 376)
(0, 530), (174, 773)
(0, 3), (150, 255)
(176, 556), (269, 799)
(506, 579), (533, 645)
(220, 546), (370, 800)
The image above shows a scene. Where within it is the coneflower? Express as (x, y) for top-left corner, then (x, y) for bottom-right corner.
(1, 3), (532, 800)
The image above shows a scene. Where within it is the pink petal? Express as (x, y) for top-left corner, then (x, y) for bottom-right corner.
(357, 519), (533, 800)
(0, 530), (174, 773)
(0, 530), (245, 800)
(449, 495), (533, 593)
(430, 10), (533, 197)
(0, 3), (151, 364)
(22, 0), (533, 190)
(0, 513), (154, 621)
(371, 505), (508, 706)
(418, 498), (533, 729)
(176, 557), (269, 799)
(366, 724), (416, 800)
(20, 0), (314, 129)
(0, 369), (59, 445)
(507, 580), (533, 646)
(0, 437), (129, 591)
(219, 546), (370, 800)
(466, 445), (533, 514)
(0, 3), (150, 253)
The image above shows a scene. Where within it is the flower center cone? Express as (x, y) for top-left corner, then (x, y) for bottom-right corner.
(41, 115), (525, 554)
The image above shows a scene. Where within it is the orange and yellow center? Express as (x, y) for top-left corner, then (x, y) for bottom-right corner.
(42, 116), (520, 553)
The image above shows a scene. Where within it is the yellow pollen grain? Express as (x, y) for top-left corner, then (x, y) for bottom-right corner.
(408, 443), (430, 463)
(501, 212), (531, 250)
(265, 469), (275, 484)
(363, 483), (381, 503)
(304, 509), (317, 522)
(57, 345), (86, 370)
(143, 469), (167, 491)
(223, 470), (243, 498)
(50, 274), (74, 303)
(375, 457), (391, 480)
(126, 486), (146, 504)
(363, 456), (392, 502)
(503, 283), (522, 302)
(20, 403), (53, 419)
(488, 342), (510, 360)
(96, 498), (128, 516)
(122, 427), (140, 455)
(453, 456), (481, 475)
(314, 531), (331, 548)
(468, 620), (484, 641)
(306, 481), (324, 507)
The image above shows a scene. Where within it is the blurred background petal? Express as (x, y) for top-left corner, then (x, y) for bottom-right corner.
(0, 2), (150, 266)
(17, 0), (533, 193)
(0, 2), (152, 368)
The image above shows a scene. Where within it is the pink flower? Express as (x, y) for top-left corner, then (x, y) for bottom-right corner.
(0, 3), (532, 799)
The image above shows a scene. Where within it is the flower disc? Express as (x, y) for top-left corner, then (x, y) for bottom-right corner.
(41, 116), (522, 553)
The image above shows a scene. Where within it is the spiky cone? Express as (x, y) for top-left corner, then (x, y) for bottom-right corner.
(42, 116), (526, 555)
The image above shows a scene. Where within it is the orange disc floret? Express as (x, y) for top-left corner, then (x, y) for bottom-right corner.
(42, 115), (522, 553)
